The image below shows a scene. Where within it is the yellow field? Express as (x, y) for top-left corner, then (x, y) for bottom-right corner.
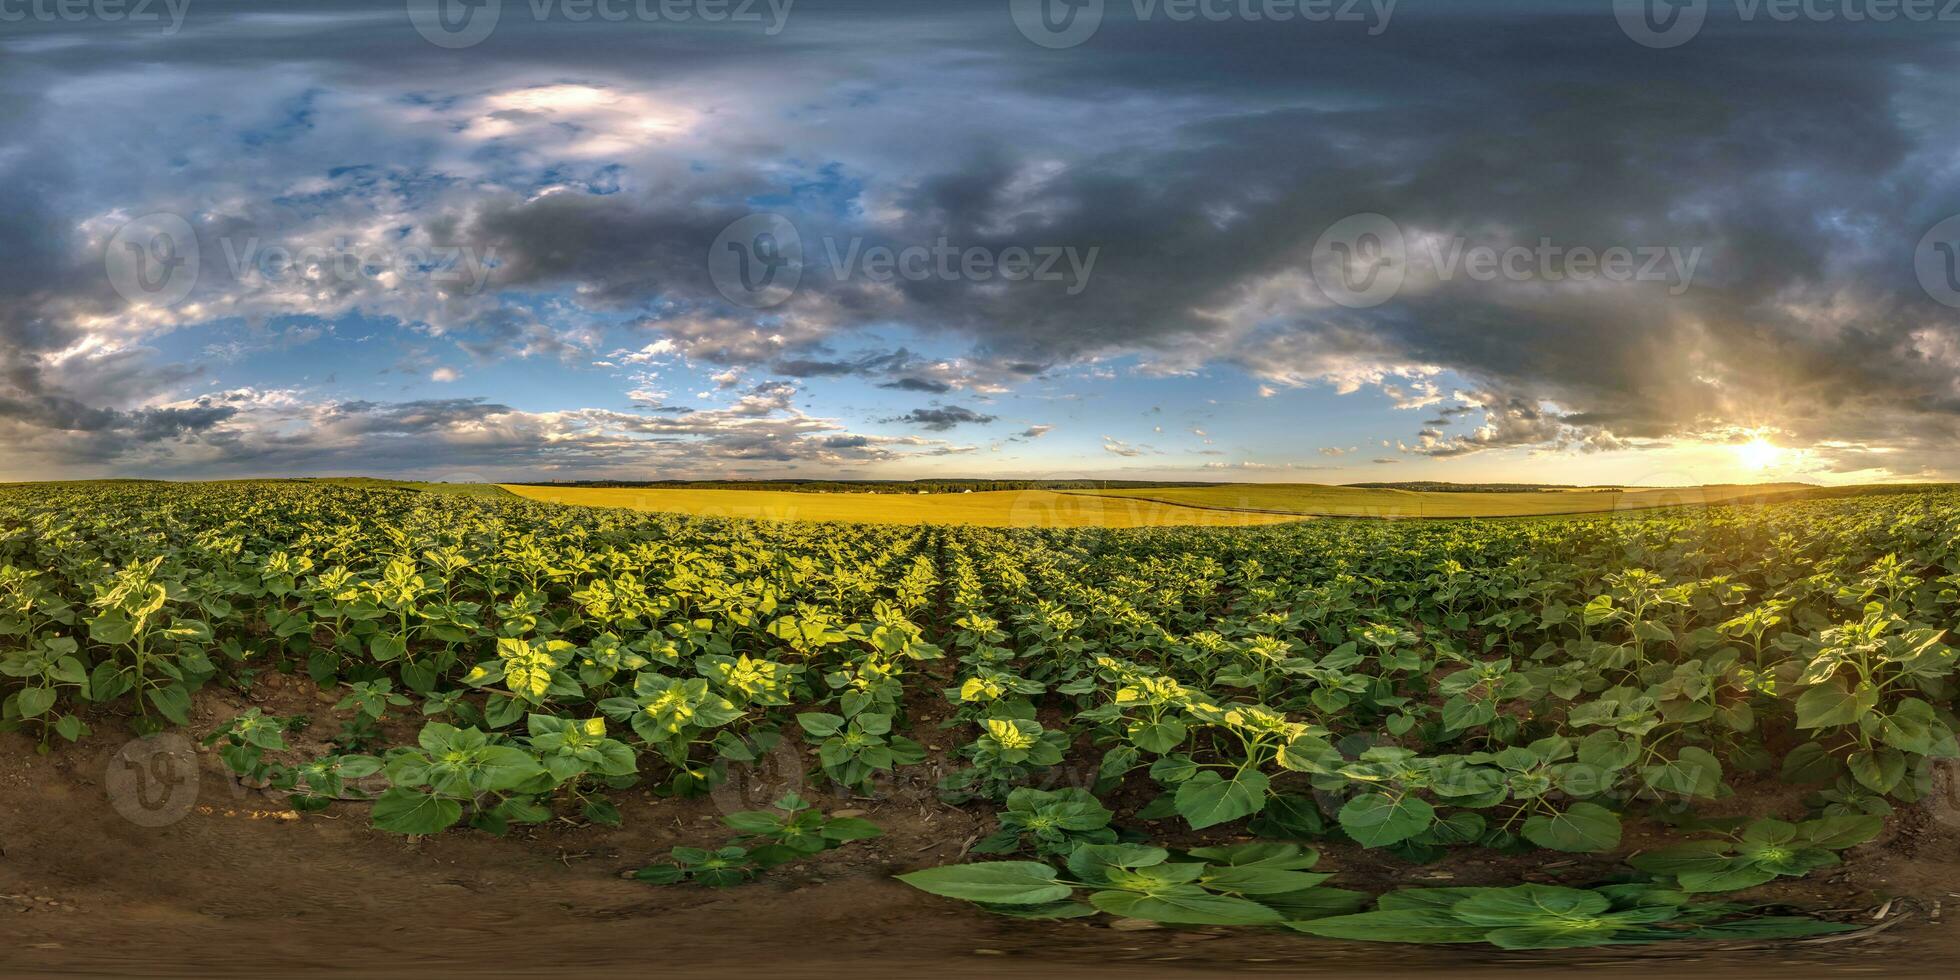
(1068, 483), (1819, 518)
(500, 486), (1307, 528)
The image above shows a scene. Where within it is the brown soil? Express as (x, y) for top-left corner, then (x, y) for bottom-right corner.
(4, 682), (1958, 979)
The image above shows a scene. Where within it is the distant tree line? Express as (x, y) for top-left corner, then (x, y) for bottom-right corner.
(509, 479), (1227, 494)
(1346, 482), (1617, 493)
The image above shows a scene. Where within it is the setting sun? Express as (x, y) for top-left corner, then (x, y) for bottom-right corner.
(1736, 437), (1787, 471)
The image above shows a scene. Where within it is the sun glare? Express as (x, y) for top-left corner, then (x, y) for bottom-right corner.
(1735, 437), (1786, 471)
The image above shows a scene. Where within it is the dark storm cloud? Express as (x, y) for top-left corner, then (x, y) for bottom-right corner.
(319, 398), (516, 434)
(759, 349), (983, 394)
(879, 377), (952, 393)
(8, 3), (1960, 475)
(883, 405), (998, 431)
(409, 8), (1960, 451)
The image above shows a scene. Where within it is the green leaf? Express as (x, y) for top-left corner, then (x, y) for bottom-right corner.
(1185, 843), (1317, 869)
(1675, 865), (1780, 893)
(747, 844), (805, 869)
(88, 612), (135, 646)
(16, 686), (55, 719)
(1797, 814), (1884, 850)
(896, 862), (1072, 905)
(1641, 746), (1722, 798)
(146, 684), (192, 726)
(581, 799), (622, 827)
(1066, 844), (1168, 884)
(1628, 841), (1737, 877)
(1200, 866), (1333, 895)
(1129, 720), (1187, 754)
(1577, 730), (1639, 771)
(1686, 917), (1860, 940)
(1247, 794), (1326, 840)
(633, 864), (686, 884)
(1846, 748), (1905, 795)
(1740, 818), (1798, 845)
(1148, 754), (1198, 784)
(1276, 734), (1342, 774)
(1288, 909), (1492, 944)
(1088, 887), (1283, 925)
(1337, 792), (1434, 847)
(1430, 765), (1506, 800)
(1173, 769), (1269, 830)
(1794, 679), (1873, 730)
(1258, 886), (1369, 921)
(822, 817), (884, 842)
(1520, 802), (1622, 853)
(1451, 884), (1610, 926)
(1747, 845), (1837, 877)
(336, 754), (384, 779)
(796, 712), (845, 737)
(1483, 924), (1618, 950)
(1779, 742), (1840, 784)
(1378, 887), (1509, 911)
(369, 634), (408, 662)
(722, 810), (785, 834)
(1134, 792), (1178, 821)
(483, 694), (525, 729)
(1593, 883), (1690, 910)
(371, 788), (463, 836)
(1441, 695), (1497, 733)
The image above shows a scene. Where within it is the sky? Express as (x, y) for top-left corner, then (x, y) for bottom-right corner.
(4, 1), (1960, 486)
